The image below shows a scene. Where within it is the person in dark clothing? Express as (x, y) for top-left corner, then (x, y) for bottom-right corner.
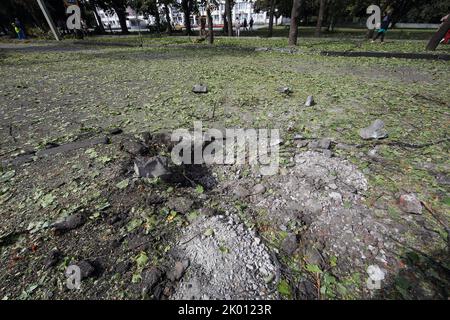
(13, 18), (26, 39)
(243, 18), (248, 31)
(249, 17), (254, 31)
(372, 13), (392, 43)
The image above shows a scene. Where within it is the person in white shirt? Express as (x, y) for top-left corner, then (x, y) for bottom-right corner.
(235, 18), (241, 37)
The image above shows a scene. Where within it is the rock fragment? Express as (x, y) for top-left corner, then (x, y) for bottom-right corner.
(305, 95), (315, 107)
(399, 194), (422, 214)
(141, 267), (163, 291)
(359, 119), (388, 140)
(53, 214), (86, 234)
(69, 260), (96, 279)
(252, 184), (266, 195)
(134, 156), (169, 178)
(278, 87), (293, 95)
(232, 185), (250, 199)
(308, 138), (331, 150)
(44, 249), (62, 269)
(109, 128), (123, 135)
(192, 84), (208, 93)
(121, 139), (147, 155)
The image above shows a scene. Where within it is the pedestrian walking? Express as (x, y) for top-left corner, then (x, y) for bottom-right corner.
(372, 12), (392, 43)
(235, 17), (241, 37)
(243, 18), (248, 31)
(249, 17), (254, 31)
(13, 18), (25, 40)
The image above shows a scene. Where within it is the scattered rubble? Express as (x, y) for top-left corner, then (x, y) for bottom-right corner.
(134, 156), (170, 178)
(359, 119), (388, 140)
(170, 215), (278, 299)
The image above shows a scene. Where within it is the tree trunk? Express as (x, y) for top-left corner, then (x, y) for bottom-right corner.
(164, 4), (172, 34)
(223, 13), (228, 35)
(268, 0), (275, 37)
(153, 4), (161, 34)
(315, 0), (325, 36)
(426, 15), (450, 51)
(206, 4), (214, 44)
(225, 0), (233, 36)
(114, 7), (129, 34)
(182, 0), (192, 35)
(288, 0), (302, 46)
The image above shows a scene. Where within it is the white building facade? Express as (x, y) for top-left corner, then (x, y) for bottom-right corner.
(95, 1), (272, 31)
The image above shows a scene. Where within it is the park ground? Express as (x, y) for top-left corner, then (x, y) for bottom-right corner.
(0, 31), (449, 299)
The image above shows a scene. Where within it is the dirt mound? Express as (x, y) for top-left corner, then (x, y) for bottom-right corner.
(222, 151), (400, 295)
(170, 214), (279, 300)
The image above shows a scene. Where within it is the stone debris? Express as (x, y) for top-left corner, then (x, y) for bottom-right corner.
(305, 95), (315, 107)
(232, 185), (250, 199)
(109, 128), (123, 135)
(192, 84), (208, 93)
(252, 184), (266, 195)
(134, 156), (169, 178)
(399, 194), (423, 214)
(278, 87), (293, 95)
(44, 249), (62, 269)
(53, 213), (86, 234)
(359, 119), (388, 140)
(140, 267), (163, 294)
(241, 151), (398, 281)
(121, 139), (147, 155)
(170, 215), (278, 299)
(70, 260), (96, 280)
(167, 197), (194, 214)
(308, 138), (332, 150)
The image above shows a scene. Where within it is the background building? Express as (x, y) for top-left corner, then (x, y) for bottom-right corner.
(95, 1), (275, 32)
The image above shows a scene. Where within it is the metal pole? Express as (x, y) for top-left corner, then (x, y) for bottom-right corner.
(36, 0), (61, 41)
